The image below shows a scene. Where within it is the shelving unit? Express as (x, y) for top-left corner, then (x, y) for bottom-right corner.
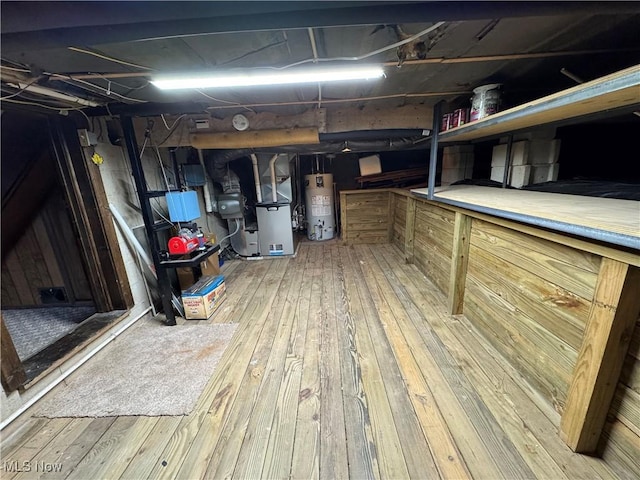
(415, 64), (640, 249)
(438, 64), (640, 143)
(120, 116), (220, 325)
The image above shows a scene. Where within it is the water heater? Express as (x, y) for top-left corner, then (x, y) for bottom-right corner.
(305, 173), (335, 241)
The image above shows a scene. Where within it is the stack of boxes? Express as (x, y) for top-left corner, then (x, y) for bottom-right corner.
(490, 135), (560, 188)
(441, 145), (475, 186)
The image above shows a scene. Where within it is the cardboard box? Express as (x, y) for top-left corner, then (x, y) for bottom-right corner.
(358, 154), (382, 176)
(176, 252), (221, 290)
(181, 275), (226, 320)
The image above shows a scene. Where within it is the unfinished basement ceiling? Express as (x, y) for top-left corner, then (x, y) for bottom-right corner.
(2, 1), (639, 119)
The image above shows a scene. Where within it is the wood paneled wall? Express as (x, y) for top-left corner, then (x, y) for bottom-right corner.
(1, 193), (92, 308)
(392, 194), (406, 249)
(600, 317), (640, 473)
(340, 191), (391, 244)
(340, 188), (640, 468)
(465, 218), (599, 411)
(413, 203), (454, 297)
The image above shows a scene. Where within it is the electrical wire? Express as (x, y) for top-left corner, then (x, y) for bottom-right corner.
(217, 218), (241, 248)
(138, 131), (177, 229)
(203, 89), (468, 111)
(153, 143), (172, 192)
(91, 116), (104, 141)
(196, 89), (256, 113)
(0, 64), (30, 73)
(217, 39), (288, 66)
(84, 72), (150, 90)
(59, 77), (147, 103)
(68, 46), (153, 70)
(276, 22), (446, 69)
(151, 201), (175, 227)
(160, 113), (187, 131)
(0, 97), (92, 124)
(139, 134), (150, 159)
(0, 78), (41, 100)
(156, 116), (186, 146)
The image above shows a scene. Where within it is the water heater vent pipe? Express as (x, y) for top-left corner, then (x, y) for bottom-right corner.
(197, 149), (214, 213)
(269, 154), (279, 203)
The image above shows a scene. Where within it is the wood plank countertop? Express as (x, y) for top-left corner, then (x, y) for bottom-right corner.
(411, 185), (640, 250)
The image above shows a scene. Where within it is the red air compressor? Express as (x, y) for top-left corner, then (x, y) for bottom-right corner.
(167, 228), (199, 255)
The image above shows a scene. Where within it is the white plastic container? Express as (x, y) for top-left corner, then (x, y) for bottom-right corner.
(470, 84), (502, 121)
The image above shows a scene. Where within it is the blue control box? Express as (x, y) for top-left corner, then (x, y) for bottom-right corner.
(166, 191), (201, 222)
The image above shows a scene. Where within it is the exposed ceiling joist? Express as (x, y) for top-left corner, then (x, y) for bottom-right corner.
(3, 1), (638, 53)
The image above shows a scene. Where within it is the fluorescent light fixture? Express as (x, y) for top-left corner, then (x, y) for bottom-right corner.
(151, 65), (385, 90)
(9, 82), (100, 107)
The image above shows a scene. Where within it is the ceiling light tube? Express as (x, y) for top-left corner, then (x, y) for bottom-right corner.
(151, 65), (385, 90)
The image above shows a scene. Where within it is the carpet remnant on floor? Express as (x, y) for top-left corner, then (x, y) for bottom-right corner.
(2, 306), (96, 360)
(35, 316), (237, 417)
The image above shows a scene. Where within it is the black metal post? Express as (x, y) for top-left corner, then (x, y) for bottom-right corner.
(428, 101), (443, 200)
(502, 134), (514, 188)
(121, 116), (177, 325)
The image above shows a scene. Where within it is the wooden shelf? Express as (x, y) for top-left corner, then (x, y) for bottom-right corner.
(411, 185), (640, 250)
(438, 64), (640, 143)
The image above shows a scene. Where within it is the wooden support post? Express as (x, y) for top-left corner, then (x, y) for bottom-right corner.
(387, 191), (396, 243)
(560, 259), (640, 452)
(404, 197), (417, 264)
(448, 212), (472, 314)
(340, 192), (348, 245)
(1, 314), (27, 392)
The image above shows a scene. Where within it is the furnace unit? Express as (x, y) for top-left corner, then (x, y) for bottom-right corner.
(256, 202), (295, 256)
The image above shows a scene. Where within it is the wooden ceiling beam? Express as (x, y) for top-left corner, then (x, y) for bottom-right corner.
(190, 128), (320, 149)
(134, 104), (433, 147)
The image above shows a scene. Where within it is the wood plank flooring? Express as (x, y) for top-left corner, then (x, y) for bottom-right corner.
(1, 242), (628, 479)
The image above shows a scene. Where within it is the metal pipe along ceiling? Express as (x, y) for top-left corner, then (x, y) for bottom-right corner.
(199, 130), (429, 164)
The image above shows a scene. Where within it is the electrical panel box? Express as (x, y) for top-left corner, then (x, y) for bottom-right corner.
(166, 191), (201, 222)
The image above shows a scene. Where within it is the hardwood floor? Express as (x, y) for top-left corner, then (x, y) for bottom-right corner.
(1, 242), (625, 479)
